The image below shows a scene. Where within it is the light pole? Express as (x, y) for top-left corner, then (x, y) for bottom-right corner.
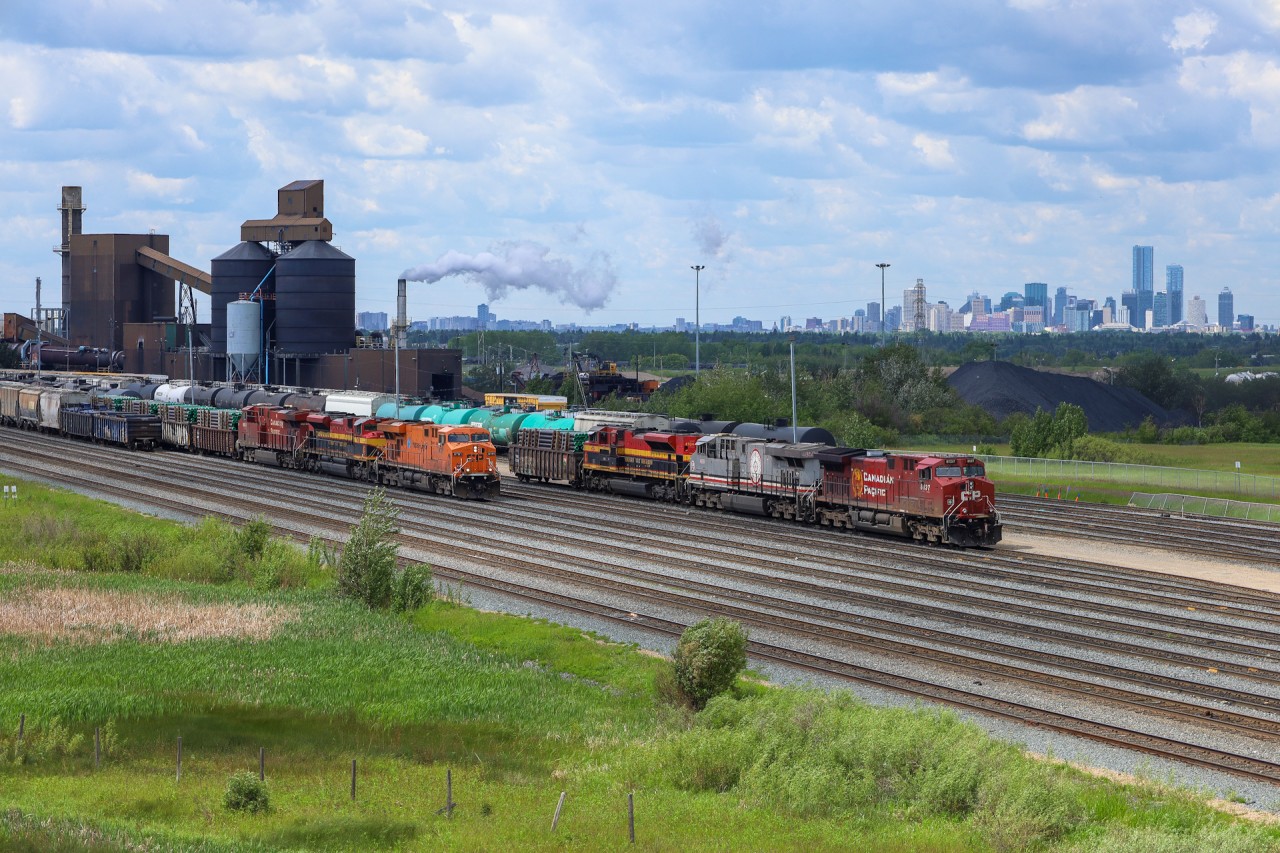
(876, 263), (890, 346)
(691, 265), (705, 377)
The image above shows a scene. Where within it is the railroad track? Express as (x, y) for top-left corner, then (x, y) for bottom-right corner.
(998, 493), (1280, 563)
(5, 431), (1280, 786)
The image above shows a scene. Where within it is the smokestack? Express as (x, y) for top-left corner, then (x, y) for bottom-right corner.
(396, 278), (407, 348)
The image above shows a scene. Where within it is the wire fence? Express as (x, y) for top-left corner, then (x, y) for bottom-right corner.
(1128, 492), (1280, 523)
(972, 455), (1280, 502)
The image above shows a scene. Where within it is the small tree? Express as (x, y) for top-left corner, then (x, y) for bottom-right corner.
(672, 617), (748, 710)
(337, 488), (400, 609)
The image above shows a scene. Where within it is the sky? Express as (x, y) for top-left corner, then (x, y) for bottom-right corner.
(2, 0), (1279, 329)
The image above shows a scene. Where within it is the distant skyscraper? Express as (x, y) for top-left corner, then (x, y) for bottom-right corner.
(1053, 286), (1069, 325)
(1121, 291), (1141, 328)
(356, 311), (388, 332)
(1132, 246), (1154, 293)
(1218, 288), (1234, 328)
(1166, 265), (1183, 325)
(477, 303), (490, 329)
(1131, 246), (1154, 328)
(1023, 282), (1048, 310)
(1153, 292), (1169, 328)
(885, 306), (902, 333)
(1238, 314), (1255, 332)
(1187, 296), (1207, 326)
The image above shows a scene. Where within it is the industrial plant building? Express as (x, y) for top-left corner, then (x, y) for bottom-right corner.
(39, 182), (459, 397)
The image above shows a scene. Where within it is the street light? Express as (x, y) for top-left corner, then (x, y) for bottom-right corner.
(691, 265), (706, 377)
(876, 263), (891, 347)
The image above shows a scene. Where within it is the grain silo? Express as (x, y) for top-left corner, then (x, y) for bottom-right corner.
(274, 240), (355, 354)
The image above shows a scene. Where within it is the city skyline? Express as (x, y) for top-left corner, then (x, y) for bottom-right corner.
(3, 3), (1280, 329)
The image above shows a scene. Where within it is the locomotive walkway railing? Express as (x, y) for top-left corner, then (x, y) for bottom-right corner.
(971, 454), (1280, 503)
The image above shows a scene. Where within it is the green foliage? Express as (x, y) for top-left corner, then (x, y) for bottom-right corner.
(1010, 403), (1089, 459)
(1068, 436), (1170, 465)
(336, 488), (400, 609)
(391, 563), (433, 613)
(672, 617), (748, 710)
(0, 345), (19, 369)
(634, 689), (1091, 848)
(5, 718), (84, 766)
(235, 517), (271, 561)
(0, 487), (319, 591)
(223, 771), (270, 814)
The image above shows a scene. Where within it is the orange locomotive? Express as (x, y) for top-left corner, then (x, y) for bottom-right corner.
(235, 405), (499, 499)
(378, 421), (500, 499)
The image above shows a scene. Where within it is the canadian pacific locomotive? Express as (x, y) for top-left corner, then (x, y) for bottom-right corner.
(512, 426), (1001, 547)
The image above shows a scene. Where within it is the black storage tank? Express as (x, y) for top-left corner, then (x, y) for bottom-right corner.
(275, 241), (355, 355)
(210, 242), (275, 355)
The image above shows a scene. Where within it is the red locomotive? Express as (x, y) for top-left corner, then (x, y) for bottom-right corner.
(513, 426), (1001, 547)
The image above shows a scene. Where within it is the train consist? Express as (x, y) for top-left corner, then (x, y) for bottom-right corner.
(0, 376), (1001, 546)
(0, 381), (500, 500)
(511, 426), (1002, 547)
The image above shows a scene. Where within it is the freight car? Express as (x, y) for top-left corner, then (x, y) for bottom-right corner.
(511, 426), (1001, 547)
(57, 407), (161, 451)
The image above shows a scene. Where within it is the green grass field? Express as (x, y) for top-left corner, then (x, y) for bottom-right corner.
(2, 475), (1279, 851)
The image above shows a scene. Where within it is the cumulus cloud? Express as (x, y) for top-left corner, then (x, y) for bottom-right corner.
(126, 170), (194, 201)
(1167, 10), (1218, 52)
(912, 134), (956, 168)
(401, 242), (617, 311)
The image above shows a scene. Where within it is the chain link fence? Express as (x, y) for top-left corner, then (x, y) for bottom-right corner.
(972, 455), (1280, 502)
(1128, 492), (1280, 523)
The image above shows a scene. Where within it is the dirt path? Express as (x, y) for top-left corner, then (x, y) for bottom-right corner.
(997, 531), (1280, 593)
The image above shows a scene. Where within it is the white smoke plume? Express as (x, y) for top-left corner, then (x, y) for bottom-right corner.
(400, 241), (616, 311)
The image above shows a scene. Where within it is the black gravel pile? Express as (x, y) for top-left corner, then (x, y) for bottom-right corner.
(949, 361), (1172, 432)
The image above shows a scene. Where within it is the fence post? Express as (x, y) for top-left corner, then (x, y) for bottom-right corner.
(552, 791), (567, 830)
(628, 792), (635, 844)
(176, 736), (182, 782)
(17, 713), (23, 741)
(259, 747), (265, 781)
(94, 727), (100, 769)
(351, 759), (356, 801)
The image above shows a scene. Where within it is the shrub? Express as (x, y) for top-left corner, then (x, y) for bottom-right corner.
(672, 618), (748, 710)
(392, 563), (433, 613)
(236, 517), (272, 560)
(223, 771), (270, 814)
(336, 488), (400, 609)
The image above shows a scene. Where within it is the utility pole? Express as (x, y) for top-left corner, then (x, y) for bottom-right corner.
(691, 265), (705, 377)
(875, 263), (890, 347)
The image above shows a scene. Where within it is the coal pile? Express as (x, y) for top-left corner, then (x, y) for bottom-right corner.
(949, 361), (1172, 433)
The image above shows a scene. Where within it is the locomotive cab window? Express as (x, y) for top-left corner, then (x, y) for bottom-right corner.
(964, 464), (985, 477)
(919, 468), (932, 481)
(936, 466), (963, 477)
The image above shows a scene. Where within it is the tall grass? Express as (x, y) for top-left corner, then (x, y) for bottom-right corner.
(0, 477), (324, 589)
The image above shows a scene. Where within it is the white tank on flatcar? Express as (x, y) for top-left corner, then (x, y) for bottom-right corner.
(324, 391), (395, 418)
(153, 383), (192, 404)
(572, 409), (672, 433)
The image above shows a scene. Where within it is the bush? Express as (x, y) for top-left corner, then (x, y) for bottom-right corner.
(236, 517), (272, 560)
(223, 771), (270, 814)
(392, 563), (433, 613)
(672, 618), (748, 710)
(337, 489), (400, 609)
